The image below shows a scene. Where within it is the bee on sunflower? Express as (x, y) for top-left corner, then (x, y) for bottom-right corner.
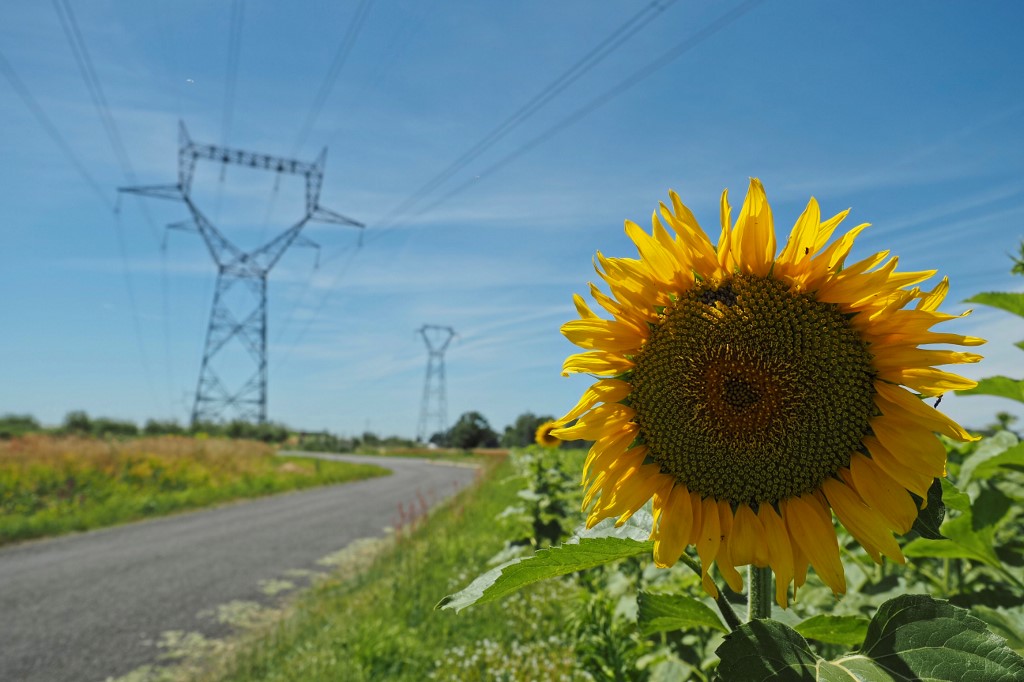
(550, 179), (983, 607)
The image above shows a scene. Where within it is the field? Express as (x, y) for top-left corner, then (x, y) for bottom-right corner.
(0, 434), (389, 546)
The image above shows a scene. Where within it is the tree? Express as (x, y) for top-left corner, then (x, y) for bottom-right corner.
(501, 411), (556, 448)
(62, 410), (92, 434)
(448, 411), (499, 450)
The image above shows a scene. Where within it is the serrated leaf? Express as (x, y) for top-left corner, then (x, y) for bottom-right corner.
(973, 605), (1024, 654)
(637, 591), (727, 636)
(911, 478), (946, 539)
(859, 594), (1024, 680)
(971, 442), (1024, 482)
(716, 620), (827, 680)
(965, 291), (1024, 320)
(716, 596), (1024, 681)
(794, 614), (870, 647)
(959, 376), (1024, 405)
(437, 536), (652, 612)
(717, 620), (893, 681)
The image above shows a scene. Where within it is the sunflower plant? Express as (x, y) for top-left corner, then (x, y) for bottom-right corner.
(441, 182), (1024, 679)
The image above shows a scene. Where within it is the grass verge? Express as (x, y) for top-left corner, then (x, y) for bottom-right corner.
(202, 454), (588, 682)
(0, 435), (389, 546)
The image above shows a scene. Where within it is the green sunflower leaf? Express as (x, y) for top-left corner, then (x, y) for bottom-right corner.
(960, 431), (1022, 483)
(715, 596), (1024, 681)
(637, 591), (728, 636)
(715, 619), (828, 681)
(959, 376), (1024, 405)
(970, 442), (1024, 482)
(793, 614), (870, 647)
(437, 536), (652, 612)
(910, 477), (945, 540)
(973, 605), (1024, 654)
(857, 594), (1024, 680)
(965, 291), (1024, 320)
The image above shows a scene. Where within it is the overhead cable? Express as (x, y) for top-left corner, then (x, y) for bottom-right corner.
(375, 0), (680, 231)
(291, 0), (375, 156)
(369, 0), (765, 243)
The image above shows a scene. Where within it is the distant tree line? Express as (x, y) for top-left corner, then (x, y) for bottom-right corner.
(0, 411), (291, 443)
(0, 409), (590, 450)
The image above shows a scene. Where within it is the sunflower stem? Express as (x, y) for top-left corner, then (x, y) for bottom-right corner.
(747, 566), (773, 620)
(715, 591), (743, 631)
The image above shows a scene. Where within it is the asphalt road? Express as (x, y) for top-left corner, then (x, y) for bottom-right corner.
(0, 453), (479, 682)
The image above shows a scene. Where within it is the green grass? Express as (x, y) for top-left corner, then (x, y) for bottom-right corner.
(204, 454), (589, 682)
(0, 435), (389, 546)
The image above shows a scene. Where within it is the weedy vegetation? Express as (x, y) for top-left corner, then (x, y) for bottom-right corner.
(0, 435), (388, 545)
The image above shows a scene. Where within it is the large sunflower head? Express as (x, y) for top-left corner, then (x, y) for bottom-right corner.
(551, 179), (984, 607)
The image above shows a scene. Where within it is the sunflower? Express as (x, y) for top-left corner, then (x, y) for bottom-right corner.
(535, 421), (562, 448)
(551, 179), (983, 607)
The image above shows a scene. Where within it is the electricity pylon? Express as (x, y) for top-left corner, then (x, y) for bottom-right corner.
(120, 122), (363, 425)
(416, 325), (456, 443)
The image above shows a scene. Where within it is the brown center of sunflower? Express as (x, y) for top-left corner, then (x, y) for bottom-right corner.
(629, 274), (877, 505)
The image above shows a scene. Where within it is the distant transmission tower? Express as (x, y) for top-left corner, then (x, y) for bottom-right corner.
(417, 325), (456, 443)
(121, 122), (363, 425)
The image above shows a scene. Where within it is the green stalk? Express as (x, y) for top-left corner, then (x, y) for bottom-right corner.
(715, 591), (743, 631)
(678, 552), (741, 631)
(748, 565), (773, 620)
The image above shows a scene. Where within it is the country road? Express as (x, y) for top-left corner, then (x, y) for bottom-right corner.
(0, 453), (479, 682)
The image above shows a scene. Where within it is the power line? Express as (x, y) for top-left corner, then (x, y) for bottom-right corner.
(0, 48), (114, 210)
(276, 1), (759, 362)
(273, 241), (362, 371)
(291, 0), (375, 156)
(51, 0), (174, 413)
(374, 0), (680, 231)
(222, 0), (245, 147)
(367, 0), (764, 244)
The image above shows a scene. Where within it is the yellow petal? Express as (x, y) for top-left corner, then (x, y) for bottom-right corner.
(758, 504), (794, 608)
(561, 318), (645, 352)
(873, 348), (983, 371)
(870, 415), (947, 479)
(573, 293), (598, 319)
(718, 189), (733, 272)
(778, 196), (820, 267)
(863, 435), (933, 499)
(583, 446), (647, 518)
(716, 500), (744, 593)
(874, 381), (978, 442)
(582, 425), (638, 484)
(730, 503), (769, 567)
(597, 464), (667, 527)
(822, 478), (905, 565)
(551, 403), (635, 441)
(696, 496), (722, 598)
(848, 454), (918, 534)
(731, 178), (775, 277)
(653, 483), (697, 568)
(813, 208), (850, 253)
(625, 220), (677, 284)
(917, 277), (949, 311)
(560, 350), (634, 377)
(877, 367), (978, 397)
(555, 379), (632, 427)
(783, 494), (846, 596)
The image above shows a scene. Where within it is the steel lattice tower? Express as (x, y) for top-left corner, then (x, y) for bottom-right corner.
(416, 325), (456, 443)
(121, 122), (363, 425)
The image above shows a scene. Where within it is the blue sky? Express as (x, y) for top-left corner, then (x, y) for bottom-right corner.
(1, 1), (1022, 437)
